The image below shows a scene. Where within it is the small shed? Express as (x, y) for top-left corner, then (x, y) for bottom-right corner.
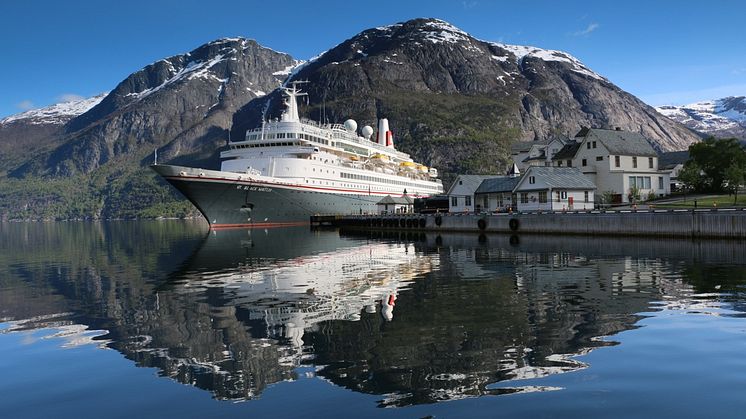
(377, 195), (414, 214)
(474, 176), (521, 212)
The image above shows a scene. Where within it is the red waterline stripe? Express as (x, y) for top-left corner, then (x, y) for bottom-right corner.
(209, 221), (309, 230)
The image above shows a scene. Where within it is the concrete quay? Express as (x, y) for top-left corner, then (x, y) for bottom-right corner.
(312, 208), (746, 239)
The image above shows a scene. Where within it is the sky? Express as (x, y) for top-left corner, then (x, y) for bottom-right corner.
(1, 0), (745, 118)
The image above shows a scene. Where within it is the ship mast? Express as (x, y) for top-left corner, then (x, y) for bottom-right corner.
(280, 80), (308, 123)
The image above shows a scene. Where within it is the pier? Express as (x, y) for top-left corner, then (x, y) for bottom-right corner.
(311, 208), (746, 239)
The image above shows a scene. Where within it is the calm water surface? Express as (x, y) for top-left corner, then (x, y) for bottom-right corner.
(1, 221), (746, 418)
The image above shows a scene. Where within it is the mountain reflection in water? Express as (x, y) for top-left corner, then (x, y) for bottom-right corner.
(1, 222), (745, 408)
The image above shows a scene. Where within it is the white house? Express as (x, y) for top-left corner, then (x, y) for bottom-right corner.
(513, 166), (596, 211)
(553, 128), (670, 204)
(446, 175), (497, 213)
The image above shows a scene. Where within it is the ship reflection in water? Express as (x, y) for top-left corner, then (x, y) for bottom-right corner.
(1, 222), (746, 414)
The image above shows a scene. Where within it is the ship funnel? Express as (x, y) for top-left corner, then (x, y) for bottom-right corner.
(377, 118), (389, 145)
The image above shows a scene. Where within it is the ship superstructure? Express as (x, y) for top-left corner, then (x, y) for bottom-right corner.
(152, 81), (443, 227)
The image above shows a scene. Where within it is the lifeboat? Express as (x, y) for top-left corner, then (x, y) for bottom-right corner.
(370, 154), (389, 161)
(416, 164), (429, 173)
(399, 161), (416, 168)
(371, 154), (390, 163)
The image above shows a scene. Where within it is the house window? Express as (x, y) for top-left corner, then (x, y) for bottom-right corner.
(465, 196), (472, 206)
(558, 160), (563, 167)
(630, 176), (651, 189)
(615, 156), (620, 167)
(582, 159), (587, 166)
(587, 142), (591, 150)
(584, 191), (589, 203)
(649, 157), (654, 168)
(658, 176), (664, 190)
(592, 141), (597, 149)
(538, 191), (548, 203)
(484, 196), (488, 208)
(561, 191), (567, 199)
(556, 191), (561, 202)
(521, 193), (528, 204)
(596, 156), (603, 161)
(452, 196), (458, 206)
(632, 156), (637, 168)
(529, 176), (535, 184)
(567, 160), (572, 167)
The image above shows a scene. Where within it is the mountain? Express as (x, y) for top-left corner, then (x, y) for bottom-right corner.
(655, 96), (746, 141)
(0, 18), (701, 220)
(0, 94), (106, 172)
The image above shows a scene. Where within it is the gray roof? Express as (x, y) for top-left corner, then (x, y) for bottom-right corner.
(522, 150), (547, 162)
(475, 176), (521, 194)
(577, 128), (657, 157)
(519, 167), (596, 190)
(377, 195), (414, 205)
(552, 142), (582, 160)
(446, 175), (498, 195)
(510, 140), (549, 154)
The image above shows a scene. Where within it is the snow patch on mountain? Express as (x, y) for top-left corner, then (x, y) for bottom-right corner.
(491, 43), (605, 81)
(1, 93), (107, 125)
(656, 97), (746, 134)
(406, 18), (605, 81)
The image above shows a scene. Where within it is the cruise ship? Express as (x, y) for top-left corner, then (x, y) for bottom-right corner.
(152, 81), (443, 228)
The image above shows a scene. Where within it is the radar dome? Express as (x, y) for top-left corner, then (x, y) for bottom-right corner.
(344, 119), (358, 133)
(361, 125), (374, 139)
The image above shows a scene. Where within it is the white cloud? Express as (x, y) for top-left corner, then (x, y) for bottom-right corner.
(57, 93), (85, 103)
(573, 23), (599, 36)
(16, 100), (34, 110)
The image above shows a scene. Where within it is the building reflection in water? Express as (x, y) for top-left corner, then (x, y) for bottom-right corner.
(1, 222), (745, 405)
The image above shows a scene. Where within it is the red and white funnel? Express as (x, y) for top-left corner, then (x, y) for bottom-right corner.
(376, 118), (395, 149)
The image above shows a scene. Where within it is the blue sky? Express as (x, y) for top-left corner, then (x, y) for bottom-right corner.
(2, 0), (745, 118)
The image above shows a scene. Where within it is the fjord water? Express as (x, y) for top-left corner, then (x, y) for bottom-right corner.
(1, 222), (746, 418)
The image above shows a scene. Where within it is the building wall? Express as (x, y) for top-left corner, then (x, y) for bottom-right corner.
(515, 189), (594, 211)
(449, 195), (476, 213)
(572, 137), (669, 203)
(476, 192), (515, 212)
(447, 176), (483, 213)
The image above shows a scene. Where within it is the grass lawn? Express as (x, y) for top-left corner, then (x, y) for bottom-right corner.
(653, 194), (746, 208)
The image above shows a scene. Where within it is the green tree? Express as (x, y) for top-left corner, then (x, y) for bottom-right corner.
(688, 137), (746, 192)
(724, 157), (746, 204)
(678, 161), (704, 192)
